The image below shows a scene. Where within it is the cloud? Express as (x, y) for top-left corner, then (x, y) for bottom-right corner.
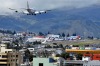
(0, 0), (99, 14)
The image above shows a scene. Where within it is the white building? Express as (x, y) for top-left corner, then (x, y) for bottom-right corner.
(67, 36), (81, 40)
(26, 36), (45, 42)
(26, 34), (64, 44)
(46, 34), (63, 41)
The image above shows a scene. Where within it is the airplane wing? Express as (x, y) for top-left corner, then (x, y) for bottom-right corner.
(9, 8), (17, 10)
(39, 10), (51, 13)
(9, 8), (18, 12)
(22, 10), (31, 14)
(46, 10), (51, 11)
(34, 10), (51, 14)
(9, 8), (28, 13)
(34, 11), (40, 14)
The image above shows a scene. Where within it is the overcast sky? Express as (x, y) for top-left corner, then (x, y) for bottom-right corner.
(0, 0), (99, 14)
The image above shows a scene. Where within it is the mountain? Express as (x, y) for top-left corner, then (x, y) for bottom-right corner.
(0, 5), (100, 37)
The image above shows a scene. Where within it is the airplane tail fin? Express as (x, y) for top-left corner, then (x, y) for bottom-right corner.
(27, 1), (30, 9)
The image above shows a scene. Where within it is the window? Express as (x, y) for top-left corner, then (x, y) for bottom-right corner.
(0, 64), (7, 66)
(0, 60), (7, 62)
(13, 55), (15, 57)
(5, 51), (7, 53)
(2, 55), (7, 58)
(39, 63), (43, 66)
(16, 55), (18, 57)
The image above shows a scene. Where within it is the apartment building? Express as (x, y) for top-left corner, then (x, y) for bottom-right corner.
(0, 53), (7, 66)
(7, 52), (22, 66)
(0, 44), (22, 66)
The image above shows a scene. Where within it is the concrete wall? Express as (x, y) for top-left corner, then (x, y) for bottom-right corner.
(83, 60), (100, 66)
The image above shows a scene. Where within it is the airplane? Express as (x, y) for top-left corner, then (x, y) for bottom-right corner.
(9, 1), (51, 15)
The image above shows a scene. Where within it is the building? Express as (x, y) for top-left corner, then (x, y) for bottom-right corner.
(82, 54), (100, 66)
(33, 58), (58, 66)
(0, 44), (13, 53)
(0, 53), (8, 66)
(46, 34), (63, 41)
(26, 36), (45, 43)
(83, 60), (100, 66)
(67, 36), (81, 40)
(0, 44), (22, 66)
(66, 49), (100, 54)
(7, 52), (22, 66)
(83, 54), (100, 60)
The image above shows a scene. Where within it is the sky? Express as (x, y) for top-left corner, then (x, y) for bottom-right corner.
(0, 0), (99, 14)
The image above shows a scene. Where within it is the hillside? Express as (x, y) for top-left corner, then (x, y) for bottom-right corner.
(0, 5), (100, 37)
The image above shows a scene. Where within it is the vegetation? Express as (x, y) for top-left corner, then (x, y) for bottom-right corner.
(56, 53), (70, 59)
(0, 29), (16, 34)
(38, 32), (44, 36)
(33, 41), (41, 45)
(61, 53), (70, 59)
(76, 54), (83, 60)
(24, 49), (33, 62)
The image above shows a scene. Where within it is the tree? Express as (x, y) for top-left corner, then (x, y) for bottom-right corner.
(87, 36), (93, 40)
(38, 32), (44, 36)
(47, 31), (51, 34)
(24, 49), (34, 62)
(33, 41), (41, 45)
(65, 45), (71, 49)
(13, 30), (16, 35)
(76, 54), (83, 60)
(0, 29), (14, 34)
(67, 33), (70, 37)
(72, 33), (76, 36)
(62, 33), (65, 37)
(53, 43), (57, 45)
(6, 43), (12, 49)
(59, 44), (63, 48)
(24, 49), (30, 58)
(56, 54), (61, 57)
(61, 53), (70, 59)
(29, 54), (33, 62)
